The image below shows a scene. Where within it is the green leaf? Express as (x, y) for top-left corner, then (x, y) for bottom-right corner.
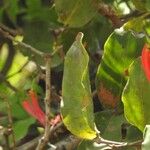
(96, 31), (144, 108)
(131, 0), (150, 11)
(25, 0), (50, 22)
(23, 21), (62, 67)
(123, 14), (150, 37)
(62, 32), (97, 139)
(55, 0), (98, 27)
(122, 58), (150, 131)
(142, 125), (150, 150)
(0, 90), (29, 121)
(0, 44), (9, 71)
(145, 1), (150, 11)
(126, 125), (143, 142)
(13, 118), (35, 142)
(4, 0), (20, 22)
(7, 52), (35, 88)
(131, 0), (146, 11)
(23, 22), (53, 53)
(95, 111), (142, 142)
(95, 111), (126, 141)
(7, 52), (28, 76)
(59, 14), (112, 54)
(124, 17), (144, 33)
(9, 92), (29, 119)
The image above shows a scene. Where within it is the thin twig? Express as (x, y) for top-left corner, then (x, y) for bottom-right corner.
(98, 2), (123, 28)
(0, 94), (16, 149)
(16, 122), (63, 150)
(16, 135), (42, 150)
(95, 137), (125, 146)
(113, 140), (142, 149)
(48, 135), (81, 150)
(94, 136), (143, 149)
(0, 28), (44, 57)
(0, 26), (64, 59)
(0, 23), (22, 36)
(36, 55), (52, 150)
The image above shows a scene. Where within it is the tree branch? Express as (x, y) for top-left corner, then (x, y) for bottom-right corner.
(98, 2), (123, 28)
(0, 23), (22, 36)
(0, 28), (44, 57)
(36, 55), (52, 150)
(94, 136), (143, 149)
(15, 122), (63, 150)
(0, 94), (16, 149)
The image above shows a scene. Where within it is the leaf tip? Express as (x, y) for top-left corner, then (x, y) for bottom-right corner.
(76, 32), (84, 42)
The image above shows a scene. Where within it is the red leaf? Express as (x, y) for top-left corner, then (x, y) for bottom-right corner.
(141, 44), (150, 81)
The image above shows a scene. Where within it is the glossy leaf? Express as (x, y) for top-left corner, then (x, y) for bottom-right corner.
(96, 31), (144, 108)
(62, 32), (97, 139)
(55, 0), (98, 27)
(142, 125), (150, 150)
(122, 58), (150, 131)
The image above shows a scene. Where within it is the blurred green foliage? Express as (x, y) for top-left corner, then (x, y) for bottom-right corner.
(0, 0), (150, 149)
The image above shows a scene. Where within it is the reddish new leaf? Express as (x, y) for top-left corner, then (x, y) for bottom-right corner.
(22, 90), (45, 126)
(22, 90), (62, 127)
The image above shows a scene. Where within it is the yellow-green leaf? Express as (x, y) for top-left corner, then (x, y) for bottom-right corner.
(62, 32), (97, 139)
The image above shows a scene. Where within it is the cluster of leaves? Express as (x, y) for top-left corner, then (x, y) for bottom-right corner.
(0, 0), (150, 149)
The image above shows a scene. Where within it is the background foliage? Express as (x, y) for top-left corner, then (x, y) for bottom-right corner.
(0, 0), (150, 149)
